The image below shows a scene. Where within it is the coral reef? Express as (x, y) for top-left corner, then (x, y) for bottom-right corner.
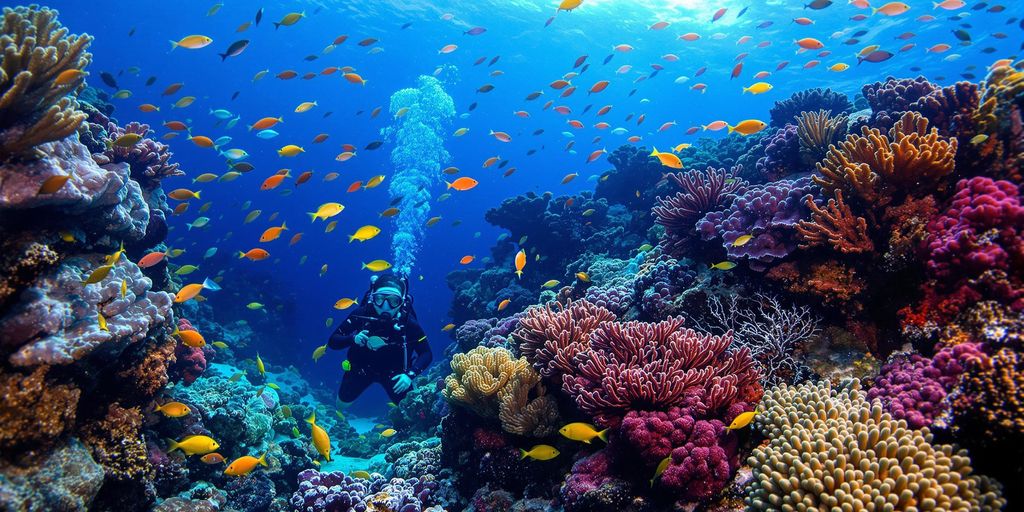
(0, 365), (79, 454)
(0, 5), (92, 158)
(513, 299), (617, 380)
(290, 469), (439, 512)
(652, 166), (747, 258)
(768, 87), (853, 128)
(747, 380), (1005, 511)
(91, 120), (183, 189)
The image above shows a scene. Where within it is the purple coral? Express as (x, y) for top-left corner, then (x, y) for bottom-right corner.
(696, 176), (818, 270)
(754, 124), (804, 181)
(857, 76), (940, 131)
(584, 284), (633, 316)
(560, 451), (635, 512)
(290, 470), (437, 512)
(92, 121), (183, 189)
(652, 166), (748, 258)
(867, 343), (985, 429)
(769, 87), (853, 128)
(454, 312), (524, 352)
(632, 254), (696, 320)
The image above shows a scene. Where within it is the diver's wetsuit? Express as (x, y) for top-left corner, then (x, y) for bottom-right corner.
(327, 302), (432, 403)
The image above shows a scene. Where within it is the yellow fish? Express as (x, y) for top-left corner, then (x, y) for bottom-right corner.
(453, 127), (469, 137)
(519, 444), (560, 461)
(379, 428), (397, 438)
(741, 82), (773, 95)
(294, 101), (318, 113)
(671, 143), (692, 152)
(308, 202), (344, 222)
(727, 119), (767, 136)
(726, 411), (757, 430)
(829, 63), (850, 72)
(256, 353), (265, 376)
(154, 401), (191, 418)
(212, 341), (228, 349)
(334, 298), (358, 310)
(352, 470), (371, 479)
(541, 279), (560, 289)
(970, 134), (989, 145)
(83, 265), (114, 284)
(166, 435), (219, 456)
(97, 311), (109, 331)
(349, 225), (381, 243)
(173, 96), (196, 109)
(650, 456), (671, 486)
(169, 35), (213, 50)
(710, 261), (737, 270)
(274, 11), (305, 29)
(362, 260), (392, 272)
(312, 344), (328, 361)
(441, 323), (456, 332)
(364, 175), (386, 189)
(575, 272), (590, 283)
(731, 234), (754, 247)
(649, 147), (683, 169)
(224, 451), (268, 477)
(306, 412), (332, 461)
(558, 423), (608, 444)
(277, 144), (305, 157)
(497, 298), (510, 311)
(120, 279), (128, 297)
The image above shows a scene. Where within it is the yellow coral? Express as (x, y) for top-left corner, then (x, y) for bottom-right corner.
(747, 380), (1005, 511)
(974, 66), (1024, 134)
(0, 5), (92, 158)
(815, 111), (957, 207)
(443, 346), (560, 437)
(795, 109), (847, 164)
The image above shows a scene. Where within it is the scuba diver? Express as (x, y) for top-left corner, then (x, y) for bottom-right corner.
(327, 274), (433, 405)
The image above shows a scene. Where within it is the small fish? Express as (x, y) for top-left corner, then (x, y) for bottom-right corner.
(379, 428), (397, 438)
(650, 456), (671, 486)
(559, 422), (608, 444)
(352, 470), (372, 479)
(519, 444), (560, 461)
(727, 411), (757, 430)
(200, 453), (226, 464)
(541, 279), (560, 289)
(212, 341), (228, 349)
(312, 344), (328, 361)
(154, 401), (191, 418)
(969, 134), (989, 144)
(711, 261), (737, 270)
(732, 234), (754, 247)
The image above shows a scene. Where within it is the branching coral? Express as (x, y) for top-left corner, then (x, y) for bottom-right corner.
(747, 380), (1005, 511)
(564, 316), (762, 427)
(797, 189), (874, 254)
(0, 365), (79, 454)
(513, 299), (617, 380)
(0, 5), (92, 158)
(652, 166), (747, 257)
(442, 346), (560, 437)
(815, 111), (957, 209)
(795, 109), (847, 165)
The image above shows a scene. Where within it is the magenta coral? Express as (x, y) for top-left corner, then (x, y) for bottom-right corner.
(924, 177), (1024, 312)
(563, 316), (762, 427)
(513, 300), (617, 380)
(169, 318), (206, 385)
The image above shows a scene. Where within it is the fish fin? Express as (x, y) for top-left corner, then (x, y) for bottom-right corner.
(168, 40), (178, 51)
(597, 428), (609, 443)
(727, 125), (735, 134)
(307, 212), (318, 222)
(273, 22), (281, 29)
(202, 277), (221, 291)
(258, 451), (269, 467)
(218, 53), (228, 62)
(281, 221), (287, 230)
(519, 448), (529, 460)
(153, 402), (162, 413)
(166, 438), (180, 453)
(306, 412), (316, 425)
(237, 251), (246, 258)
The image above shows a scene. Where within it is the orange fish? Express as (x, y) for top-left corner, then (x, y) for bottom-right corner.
(189, 135), (215, 148)
(277, 70), (298, 79)
(237, 248), (270, 261)
(589, 80), (610, 94)
(201, 453), (226, 464)
(490, 130), (512, 143)
(347, 181), (363, 193)
(138, 103), (160, 113)
(459, 255), (474, 265)
(138, 251), (167, 268)
(162, 82), (184, 96)
(249, 116), (283, 131)
(343, 73), (367, 85)
(261, 172), (290, 190)
(447, 177), (479, 191)
(795, 38), (824, 49)
(514, 249), (526, 278)
(163, 120), (189, 131)
(312, 133), (329, 144)
(260, 222), (288, 242)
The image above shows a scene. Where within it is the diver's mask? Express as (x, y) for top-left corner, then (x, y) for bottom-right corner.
(371, 291), (403, 318)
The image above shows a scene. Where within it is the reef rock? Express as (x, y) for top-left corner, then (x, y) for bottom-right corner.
(0, 438), (104, 511)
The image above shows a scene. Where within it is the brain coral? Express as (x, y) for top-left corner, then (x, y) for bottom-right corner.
(746, 380), (1005, 511)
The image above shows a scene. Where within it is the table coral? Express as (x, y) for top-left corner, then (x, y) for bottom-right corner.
(0, 5), (92, 158)
(564, 316), (762, 427)
(747, 380), (1005, 511)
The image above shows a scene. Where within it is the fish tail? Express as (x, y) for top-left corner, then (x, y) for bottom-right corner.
(281, 221), (287, 230)
(202, 277), (221, 291)
(445, 180), (453, 189)
(742, 87), (749, 94)
(258, 451), (269, 467)
(166, 438), (180, 453)
(194, 191), (201, 199)
(168, 40), (178, 51)
(307, 212), (318, 222)
(348, 235), (356, 243)
(649, 147), (659, 156)
(306, 412), (316, 425)
(727, 125), (735, 134)
(218, 53), (228, 62)
(153, 402), (162, 413)
(519, 448), (530, 460)
(237, 251), (246, 258)
(273, 22), (281, 30)
(515, 270), (522, 279)
(597, 428), (609, 443)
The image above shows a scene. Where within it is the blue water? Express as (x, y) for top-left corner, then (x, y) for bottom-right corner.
(50, 0), (1022, 416)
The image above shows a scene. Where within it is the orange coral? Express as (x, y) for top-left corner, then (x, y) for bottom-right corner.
(797, 190), (874, 254)
(766, 260), (865, 309)
(815, 111), (957, 208)
(953, 348), (1024, 443)
(0, 365), (80, 454)
(115, 334), (176, 398)
(80, 403), (151, 481)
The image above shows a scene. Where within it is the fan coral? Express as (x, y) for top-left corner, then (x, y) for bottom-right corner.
(0, 5), (92, 158)
(563, 316), (762, 427)
(0, 365), (79, 454)
(795, 109), (847, 165)
(867, 343), (984, 429)
(815, 111), (957, 209)
(747, 380), (1005, 511)
(91, 121), (183, 188)
(652, 166), (747, 258)
(769, 87), (852, 128)
(442, 346), (560, 437)
(797, 189), (874, 254)
(513, 299), (617, 380)
(696, 176), (817, 269)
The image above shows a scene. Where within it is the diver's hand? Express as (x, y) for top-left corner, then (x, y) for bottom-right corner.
(354, 330), (370, 347)
(392, 374), (412, 394)
(366, 336), (386, 351)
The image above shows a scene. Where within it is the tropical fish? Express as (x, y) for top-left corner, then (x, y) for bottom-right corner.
(519, 444), (560, 461)
(349, 225), (381, 243)
(559, 423), (608, 444)
(727, 411), (757, 430)
(312, 344), (328, 361)
(154, 401), (191, 418)
(166, 435), (219, 456)
(306, 412), (332, 461)
(224, 452), (268, 477)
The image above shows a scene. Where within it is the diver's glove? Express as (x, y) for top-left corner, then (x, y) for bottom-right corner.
(354, 330), (370, 347)
(391, 373), (413, 394)
(366, 335), (386, 351)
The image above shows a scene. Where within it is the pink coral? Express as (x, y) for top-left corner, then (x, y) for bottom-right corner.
(169, 318), (206, 385)
(513, 300), (617, 380)
(563, 316), (762, 427)
(92, 121), (183, 188)
(652, 167), (747, 257)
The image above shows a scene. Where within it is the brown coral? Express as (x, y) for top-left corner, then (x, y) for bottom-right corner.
(766, 260), (866, 309)
(442, 346), (560, 437)
(115, 332), (176, 398)
(797, 189), (874, 254)
(953, 347), (1024, 443)
(0, 365), (79, 455)
(80, 402), (151, 481)
(815, 111), (957, 209)
(795, 109), (847, 165)
(0, 231), (58, 308)
(0, 5), (92, 158)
